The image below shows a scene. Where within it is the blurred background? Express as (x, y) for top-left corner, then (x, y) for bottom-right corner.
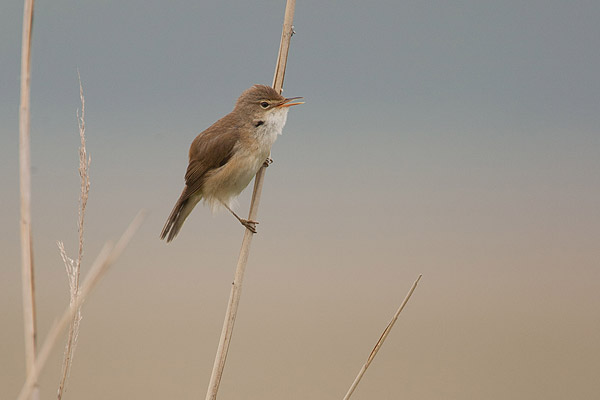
(1, 1), (599, 399)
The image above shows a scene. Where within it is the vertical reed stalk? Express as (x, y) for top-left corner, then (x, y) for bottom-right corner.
(57, 75), (90, 400)
(343, 274), (423, 400)
(204, 1), (297, 399)
(19, 1), (38, 399)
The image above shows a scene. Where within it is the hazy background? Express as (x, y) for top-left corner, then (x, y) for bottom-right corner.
(2, 1), (599, 399)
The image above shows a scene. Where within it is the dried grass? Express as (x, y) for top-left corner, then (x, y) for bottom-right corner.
(18, 1), (38, 399)
(343, 275), (423, 399)
(56, 73), (90, 400)
(17, 211), (146, 400)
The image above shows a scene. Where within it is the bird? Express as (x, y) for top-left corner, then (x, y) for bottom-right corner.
(160, 84), (303, 242)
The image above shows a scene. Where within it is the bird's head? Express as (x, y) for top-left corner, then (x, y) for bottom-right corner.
(235, 85), (303, 123)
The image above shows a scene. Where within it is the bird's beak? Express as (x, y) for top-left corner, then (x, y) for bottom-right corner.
(277, 97), (304, 108)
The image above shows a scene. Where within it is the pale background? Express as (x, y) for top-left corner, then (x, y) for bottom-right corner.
(2, 1), (599, 399)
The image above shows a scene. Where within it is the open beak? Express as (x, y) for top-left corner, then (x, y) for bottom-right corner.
(277, 96), (304, 108)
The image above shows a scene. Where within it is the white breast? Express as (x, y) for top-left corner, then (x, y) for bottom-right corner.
(202, 107), (289, 211)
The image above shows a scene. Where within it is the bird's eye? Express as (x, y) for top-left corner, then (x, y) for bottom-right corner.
(260, 101), (269, 109)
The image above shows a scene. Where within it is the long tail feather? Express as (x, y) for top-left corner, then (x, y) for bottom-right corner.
(160, 189), (199, 242)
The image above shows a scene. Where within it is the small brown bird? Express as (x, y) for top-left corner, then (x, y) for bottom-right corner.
(160, 84), (303, 242)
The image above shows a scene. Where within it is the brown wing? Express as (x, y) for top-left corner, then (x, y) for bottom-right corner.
(182, 113), (241, 200)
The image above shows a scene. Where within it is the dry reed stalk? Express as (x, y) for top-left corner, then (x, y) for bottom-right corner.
(18, 1), (38, 399)
(56, 74), (91, 400)
(343, 274), (422, 400)
(204, 1), (297, 399)
(16, 211), (146, 400)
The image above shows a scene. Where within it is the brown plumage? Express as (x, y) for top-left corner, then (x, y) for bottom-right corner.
(160, 85), (302, 242)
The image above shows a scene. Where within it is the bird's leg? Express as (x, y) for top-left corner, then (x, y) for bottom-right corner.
(263, 157), (273, 168)
(220, 201), (258, 233)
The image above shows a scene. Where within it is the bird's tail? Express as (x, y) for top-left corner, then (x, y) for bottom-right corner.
(160, 188), (199, 242)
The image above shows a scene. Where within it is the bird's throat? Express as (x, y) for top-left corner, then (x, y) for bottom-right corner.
(257, 107), (289, 139)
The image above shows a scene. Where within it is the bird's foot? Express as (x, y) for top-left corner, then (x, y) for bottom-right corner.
(240, 219), (258, 233)
(263, 157), (273, 168)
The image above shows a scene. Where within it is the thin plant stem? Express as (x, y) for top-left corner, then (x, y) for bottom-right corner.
(204, 2), (297, 399)
(19, 0), (38, 399)
(343, 274), (423, 400)
(57, 74), (91, 400)
(17, 212), (146, 400)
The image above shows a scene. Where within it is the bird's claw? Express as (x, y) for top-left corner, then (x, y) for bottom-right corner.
(263, 157), (273, 168)
(240, 219), (258, 233)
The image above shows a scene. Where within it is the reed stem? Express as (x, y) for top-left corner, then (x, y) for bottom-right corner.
(16, 212), (145, 400)
(19, 1), (38, 398)
(204, 2), (297, 399)
(343, 274), (423, 400)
